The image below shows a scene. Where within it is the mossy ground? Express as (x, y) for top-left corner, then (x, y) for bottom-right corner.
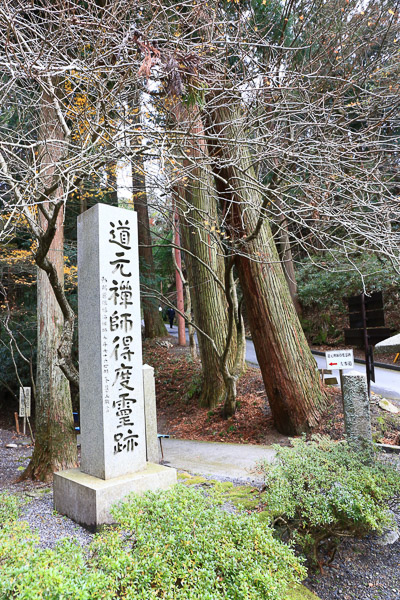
(179, 473), (264, 510)
(287, 583), (321, 599)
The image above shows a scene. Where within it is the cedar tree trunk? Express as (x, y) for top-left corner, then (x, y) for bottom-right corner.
(173, 103), (244, 408)
(23, 90), (77, 481)
(277, 213), (302, 316)
(206, 99), (327, 434)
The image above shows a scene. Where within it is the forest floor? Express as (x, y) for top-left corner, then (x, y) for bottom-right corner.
(144, 336), (400, 447)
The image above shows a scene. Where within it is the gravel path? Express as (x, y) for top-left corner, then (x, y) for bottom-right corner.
(0, 428), (93, 548)
(1, 427), (399, 599)
(306, 532), (400, 600)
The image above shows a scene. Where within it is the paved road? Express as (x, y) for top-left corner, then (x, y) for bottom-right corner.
(166, 324), (400, 400)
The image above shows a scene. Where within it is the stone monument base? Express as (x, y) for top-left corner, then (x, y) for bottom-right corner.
(53, 462), (177, 530)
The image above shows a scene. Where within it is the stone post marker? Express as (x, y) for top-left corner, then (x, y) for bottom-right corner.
(143, 364), (159, 464)
(342, 370), (372, 450)
(54, 204), (176, 529)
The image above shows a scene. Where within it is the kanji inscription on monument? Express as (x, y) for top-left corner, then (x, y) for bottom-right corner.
(78, 203), (146, 480)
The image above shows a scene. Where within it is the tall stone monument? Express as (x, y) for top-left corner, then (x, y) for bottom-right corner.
(54, 204), (176, 529)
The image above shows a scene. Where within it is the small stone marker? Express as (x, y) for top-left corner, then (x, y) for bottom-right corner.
(54, 204), (176, 529)
(143, 364), (159, 464)
(342, 370), (372, 451)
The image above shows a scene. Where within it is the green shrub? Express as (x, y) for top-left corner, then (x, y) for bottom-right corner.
(258, 436), (400, 567)
(296, 254), (400, 310)
(0, 486), (306, 600)
(0, 492), (24, 526)
(101, 485), (305, 599)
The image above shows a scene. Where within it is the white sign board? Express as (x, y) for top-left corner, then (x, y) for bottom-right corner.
(325, 349), (354, 370)
(19, 387), (31, 417)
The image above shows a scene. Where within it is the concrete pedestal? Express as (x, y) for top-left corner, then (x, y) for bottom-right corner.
(53, 463), (177, 530)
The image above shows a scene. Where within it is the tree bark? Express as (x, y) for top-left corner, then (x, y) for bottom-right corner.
(172, 98), (245, 408)
(22, 89), (77, 482)
(206, 99), (327, 434)
(173, 182), (229, 407)
(172, 203), (186, 346)
(277, 214), (302, 316)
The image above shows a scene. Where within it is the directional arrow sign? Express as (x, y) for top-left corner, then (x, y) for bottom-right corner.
(325, 350), (354, 371)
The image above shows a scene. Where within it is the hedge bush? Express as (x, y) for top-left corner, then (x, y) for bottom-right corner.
(0, 486), (305, 599)
(258, 437), (400, 567)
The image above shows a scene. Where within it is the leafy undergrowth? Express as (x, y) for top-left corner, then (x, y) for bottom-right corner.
(258, 437), (400, 569)
(143, 337), (400, 446)
(178, 436), (400, 572)
(0, 487), (306, 600)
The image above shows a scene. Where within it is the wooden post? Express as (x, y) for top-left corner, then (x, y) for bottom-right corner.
(360, 293), (371, 398)
(14, 412), (20, 435)
(173, 203), (186, 346)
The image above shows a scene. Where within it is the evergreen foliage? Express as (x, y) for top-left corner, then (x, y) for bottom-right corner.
(0, 486), (305, 600)
(259, 437), (400, 566)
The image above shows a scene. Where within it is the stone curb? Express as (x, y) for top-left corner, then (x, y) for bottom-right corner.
(375, 443), (400, 454)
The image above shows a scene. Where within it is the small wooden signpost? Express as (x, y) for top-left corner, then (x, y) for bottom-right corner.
(325, 349), (354, 402)
(19, 387), (31, 436)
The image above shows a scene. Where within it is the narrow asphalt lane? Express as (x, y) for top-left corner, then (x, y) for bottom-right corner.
(165, 324), (400, 400)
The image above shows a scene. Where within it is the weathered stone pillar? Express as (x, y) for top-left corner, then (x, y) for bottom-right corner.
(342, 370), (372, 452)
(143, 364), (159, 464)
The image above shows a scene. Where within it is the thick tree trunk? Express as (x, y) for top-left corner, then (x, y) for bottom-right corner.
(132, 161), (166, 339)
(206, 100), (327, 434)
(23, 90), (77, 482)
(176, 184), (231, 407)
(277, 214), (302, 316)
(172, 102), (245, 408)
